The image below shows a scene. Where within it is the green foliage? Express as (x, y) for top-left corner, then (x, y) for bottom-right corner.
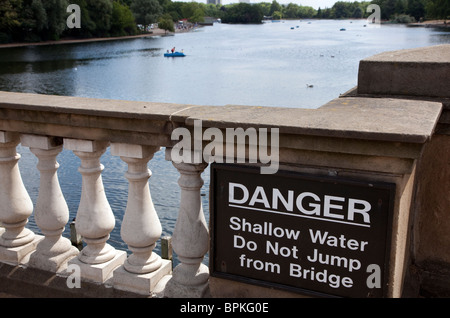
(83, 0), (113, 37)
(221, 3), (263, 24)
(0, 0), (21, 34)
(332, 1), (352, 18)
(426, 0), (450, 19)
(13, 0), (68, 41)
(407, 0), (425, 20)
(158, 13), (174, 33)
(203, 4), (224, 20)
(131, 0), (162, 29)
(16, 0), (46, 41)
(189, 8), (205, 23)
(272, 10), (282, 20)
(44, 0), (68, 40)
(269, 0), (281, 16)
(317, 1), (372, 19)
(371, 0), (426, 21)
(281, 3), (316, 19)
(111, 0), (137, 36)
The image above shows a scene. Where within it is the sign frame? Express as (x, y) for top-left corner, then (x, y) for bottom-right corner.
(209, 163), (396, 298)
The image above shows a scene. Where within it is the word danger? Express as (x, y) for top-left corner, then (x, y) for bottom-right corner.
(229, 182), (372, 225)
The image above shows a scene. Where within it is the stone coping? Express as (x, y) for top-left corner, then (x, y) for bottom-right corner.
(0, 91), (442, 144)
(357, 44), (450, 98)
(360, 44), (450, 63)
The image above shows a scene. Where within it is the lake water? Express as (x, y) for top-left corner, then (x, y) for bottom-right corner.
(1, 20), (449, 265)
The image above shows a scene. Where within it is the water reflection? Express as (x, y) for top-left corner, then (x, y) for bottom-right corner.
(429, 28), (450, 44)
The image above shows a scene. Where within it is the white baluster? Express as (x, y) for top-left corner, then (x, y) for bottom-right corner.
(0, 132), (41, 264)
(164, 148), (209, 298)
(111, 143), (171, 295)
(64, 139), (125, 283)
(21, 135), (79, 272)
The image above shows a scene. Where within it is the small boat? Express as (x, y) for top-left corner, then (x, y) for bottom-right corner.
(340, 28), (346, 31)
(164, 51), (185, 57)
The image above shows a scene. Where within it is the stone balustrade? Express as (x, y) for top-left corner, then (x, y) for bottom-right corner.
(0, 93), (218, 297)
(0, 90), (442, 298)
(0, 45), (448, 298)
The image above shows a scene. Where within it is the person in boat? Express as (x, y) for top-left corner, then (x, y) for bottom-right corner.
(171, 47), (175, 53)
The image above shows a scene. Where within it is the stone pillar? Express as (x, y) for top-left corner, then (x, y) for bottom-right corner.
(20, 135), (79, 272)
(111, 143), (171, 295)
(164, 148), (209, 298)
(64, 139), (125, 283)
(0, 132), (41, 264)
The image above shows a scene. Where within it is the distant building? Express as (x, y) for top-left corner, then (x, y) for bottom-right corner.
(207, 0), (221, 5)
(239, 0), (250, 2)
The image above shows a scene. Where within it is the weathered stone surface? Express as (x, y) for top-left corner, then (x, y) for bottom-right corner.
(0, 91), (190, 120)
(172, 97), (442, 143)
(0, 91), (442, 144)
(357, 44), (450, 98)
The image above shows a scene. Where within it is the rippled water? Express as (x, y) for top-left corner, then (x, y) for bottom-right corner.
(2, 20), (450, 265)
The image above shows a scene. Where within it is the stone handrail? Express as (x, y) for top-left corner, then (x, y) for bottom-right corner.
(0, 87), (443, 297)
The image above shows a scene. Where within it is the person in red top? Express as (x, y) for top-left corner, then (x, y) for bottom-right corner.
(171, 47), (175, 53)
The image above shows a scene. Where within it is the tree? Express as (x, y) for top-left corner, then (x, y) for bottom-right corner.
(158, 13), (174, 33)
(372, 0), (401, 19)
(283, 3), (299, 19)
(0, 0), (22, 42)
(221, 3), (263, 24)
(19, 0), (47, 41)
(407, 0), (425, 21)
(272, 10), (282, 20)
(269, 0), (281, 16)
(332, 1), (351, 18)
(0, 0), (21, 32)
(258, 2), (271, 16)
(86, 0), (113, 37)
(131, 0), (162, 31)
(189, 8), (205, 23)
(111, 0), (137, 36)
(42, 0), (68, 40)
(425, 0), (449, 19)
(180, 1), (201, 20)
(352, 6), (363, 18)
(204, 4), (224, 20)
(298, 5), (316, 18)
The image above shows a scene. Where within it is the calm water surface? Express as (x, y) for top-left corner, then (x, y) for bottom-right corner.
(1, 20), (449, 264)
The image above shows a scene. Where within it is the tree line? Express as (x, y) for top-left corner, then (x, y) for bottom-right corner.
(0, 0), (448, 44)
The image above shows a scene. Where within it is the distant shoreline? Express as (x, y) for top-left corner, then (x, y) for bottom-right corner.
(0, 28), (176, 49)
(0, 19), (447, 49)
(407, 19), (450, 28)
